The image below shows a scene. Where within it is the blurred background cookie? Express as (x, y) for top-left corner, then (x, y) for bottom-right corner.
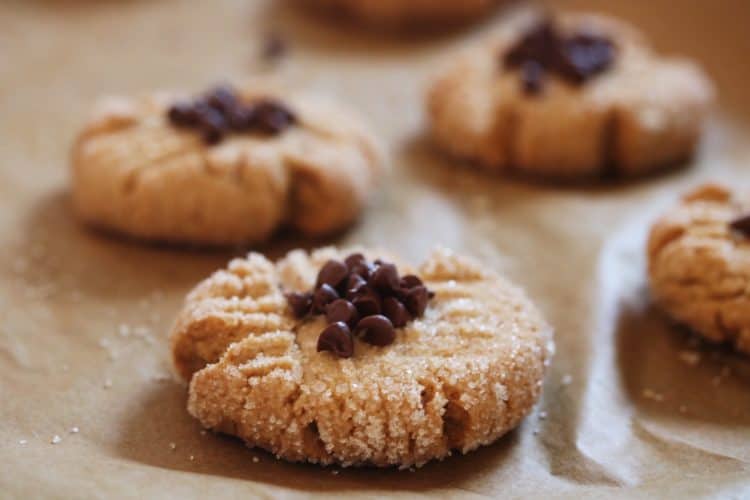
(172, 247), (553, 467)
(427, 11), (715, 180)
(648, 184), (750, 355)
(295, 0), (504, 30)
(71, 82), (384, 246)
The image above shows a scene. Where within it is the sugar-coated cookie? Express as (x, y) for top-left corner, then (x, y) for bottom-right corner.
(648, 184), (750, 355)
(171, 247), (553, 467)
(71, 82), (384, 246)
(427, 11), (714, 179)
(298, 0), (501, 29)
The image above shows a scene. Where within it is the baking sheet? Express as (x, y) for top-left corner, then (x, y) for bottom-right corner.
(1, 0), (749, 498)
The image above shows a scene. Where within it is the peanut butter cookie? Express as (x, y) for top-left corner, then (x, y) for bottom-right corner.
(648, 184), (750, 354)
(427, 12), (714, 179)
(170, 247), (553, 467)
(298, 0), (501, 29)
(71, 82), (384, 246)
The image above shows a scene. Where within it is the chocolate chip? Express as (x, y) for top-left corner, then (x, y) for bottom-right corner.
(400, 275), (424, 290)
(729, 213), (750, 237)
(326, 299), (359, 328)
(253, 99), (297, 135)
(226, 105), (256, 131)
(346, 274), (368, 300)
(344, 253), (366, 271)
(404, 285), (429, 317)
(317, 322), (354, 358)
(503, 19), (615, 95)
(166, 85), (296, 144)
(369, 262), (400, 294)
(355, 315), (395, 347)
(312, 283), (339, 314)
(352, 288), (381, 317)
(351, 263), (371, 280)
(347, 273), (367, 291)
(167, 102), (198, 127)
(197, 106), (227, 145)
(521, 60), (545, 95)
(562, 33), (615, 81)
(206, 85), (238, 114)
(382, 296), (410, 328)
(286, 291), (312, 318)
(316, 259), (349, 289)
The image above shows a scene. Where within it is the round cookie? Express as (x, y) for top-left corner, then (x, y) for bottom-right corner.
(170, 247), (553, 467)
(648, 184), (750, 355)
(427, 11), (714, 179)
(71, 82), (384, 246)
(297, 0), (501, 29)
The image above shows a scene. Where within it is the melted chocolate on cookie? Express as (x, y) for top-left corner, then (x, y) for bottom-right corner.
(167, 85), (296, 145)
(286, 254), (434, 358)
(503, 19), (616, 95)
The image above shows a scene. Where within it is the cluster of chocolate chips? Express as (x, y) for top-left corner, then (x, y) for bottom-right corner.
(729, 213), (750, 237)
(167, 85), (296, 145)
(503, 19), (616, 95)
(286, 254), (434, 358)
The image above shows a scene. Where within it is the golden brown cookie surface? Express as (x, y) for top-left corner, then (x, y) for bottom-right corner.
(648, 184), (750, 354)
(171, 247), (553, 467)
(71, 82), (384, 246)
(427, 12), (714, 179)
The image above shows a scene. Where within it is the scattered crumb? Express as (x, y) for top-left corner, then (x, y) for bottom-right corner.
(331, 470), (339, 476)
(51, 435), (62, 444)
(103, 379), (113, 389)
(118, 324), (131, 337)
(189, 455), (195, 461)
(169, 442), (177, 451)
(642, 388), (664, 402)
(70, 427), (79, 434)
(62, 364), (69, 372)
(200, 430), (207, 436)
(561, 374), (573, 385)
(252, 456), (259, 463)
(538, 411), (547, 420)
(19, 439), (27, 445)
(678, 350), (701, 366)
(409, 468), (416, 473)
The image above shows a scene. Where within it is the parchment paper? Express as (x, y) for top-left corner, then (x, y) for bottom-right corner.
(1, 0), (749, 498)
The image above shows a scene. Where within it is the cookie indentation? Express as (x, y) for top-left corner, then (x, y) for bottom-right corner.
(442, 400), (471, 450)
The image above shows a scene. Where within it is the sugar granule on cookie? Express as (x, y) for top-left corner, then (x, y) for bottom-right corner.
(71, 82), (384, 246)
(427, 11), (714, 179)
(648, 183), (750, 355)
(170, 247), (553, 468)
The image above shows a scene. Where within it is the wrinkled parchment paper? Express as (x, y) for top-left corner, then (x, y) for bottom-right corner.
(1, 1), (749, 498)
